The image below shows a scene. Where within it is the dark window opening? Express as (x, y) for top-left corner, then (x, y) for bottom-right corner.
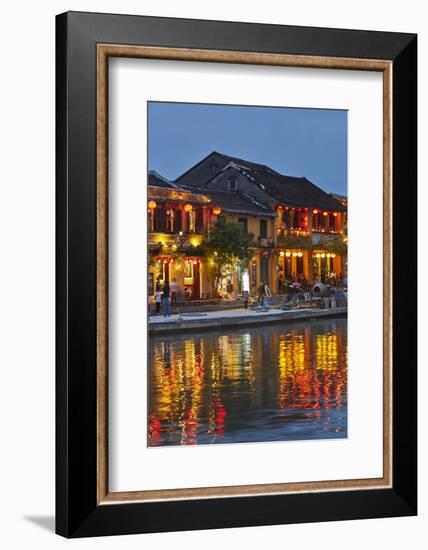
(238, 218), (248, 234)
(296, 256), (304, 275)
(260, 255), (269, 285)
(285, 257), (292, 279)
(154, 206), (167, 232)
(195, 207), (204, 232)
(228, 178), (238, 192)
(313, 212), (321, 231)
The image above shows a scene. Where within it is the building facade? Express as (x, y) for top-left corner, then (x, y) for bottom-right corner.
(197, 188), (277, 295)
(148, 152), (347, 302)
(175, 151), (347, 290)
(148, 172), (212, 301)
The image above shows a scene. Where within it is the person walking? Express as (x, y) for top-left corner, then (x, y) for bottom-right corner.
(263, 282), (272, 310)
(162, 282), (171, 318)
(154, 288), (162, 314)
(258, 282), (265, 305)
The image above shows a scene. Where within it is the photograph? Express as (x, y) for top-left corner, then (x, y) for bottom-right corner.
(0, 1), (420, 544)
(147, 102), (348, 446)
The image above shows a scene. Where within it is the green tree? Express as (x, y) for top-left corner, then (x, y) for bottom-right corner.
(278, 233), (312, 250)
(204, 215), (255, 296)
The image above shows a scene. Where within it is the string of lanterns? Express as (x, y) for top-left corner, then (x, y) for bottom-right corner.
(313, 208), (338, 217)
(276, 205), (339, 217)
(150, 200), (338, 218)
(315, 253), (336, 258)
(156, 256), (202, 265)
(278, 251), (337, 258)
(148, 199), (222, 217)
(279, 251), (304, 257)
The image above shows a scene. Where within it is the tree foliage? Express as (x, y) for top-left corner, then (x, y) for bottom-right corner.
(204, 215), (255, 294)
(320, 238), (347, 255)
(278, 234), (312, 250)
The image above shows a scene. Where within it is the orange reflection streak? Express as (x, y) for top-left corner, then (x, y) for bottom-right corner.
(277, 327), (347, 411)
(148, 320), (347, 445)
(148, 414), (162, 446)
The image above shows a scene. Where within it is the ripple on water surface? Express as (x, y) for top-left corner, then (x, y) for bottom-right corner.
(148, 317), (347, 447)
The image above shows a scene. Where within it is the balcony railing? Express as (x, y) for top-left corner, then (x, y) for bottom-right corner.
(148, 231), (204, 249)
(277, 233), (312, 250)
(312, 227), (341, 234)
(312, 232), (343, 245)
(258, 236), (274, 248)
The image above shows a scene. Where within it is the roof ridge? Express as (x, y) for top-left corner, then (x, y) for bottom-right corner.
(174, 151), (219, 183)
(215, 151), (280, 174)
(240, 191), (272, 211)
(149, 170), (180, 189)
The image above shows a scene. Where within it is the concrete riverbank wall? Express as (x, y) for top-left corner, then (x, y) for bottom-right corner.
(149, 307), (347, 335)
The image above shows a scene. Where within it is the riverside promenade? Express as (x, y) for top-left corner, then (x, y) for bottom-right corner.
(149, 306), (347, 334)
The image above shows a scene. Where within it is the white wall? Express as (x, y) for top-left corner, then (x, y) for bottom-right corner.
(0, 0), (425, 548)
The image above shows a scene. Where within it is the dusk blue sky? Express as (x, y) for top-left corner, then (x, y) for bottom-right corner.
(148, 102), (347, 196)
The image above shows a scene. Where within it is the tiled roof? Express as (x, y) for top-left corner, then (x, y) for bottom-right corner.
(148, 170), (180, 189)
(175, 151), (346, 212)
(197, 188), (276, 217)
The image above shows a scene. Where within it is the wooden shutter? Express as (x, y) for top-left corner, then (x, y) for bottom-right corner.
(195, 207), (204, 232)
(175, 208), (182, 232)
(154, 206), (167, 232)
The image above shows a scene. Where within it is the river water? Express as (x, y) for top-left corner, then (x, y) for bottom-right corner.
(148, 317), (347, 446)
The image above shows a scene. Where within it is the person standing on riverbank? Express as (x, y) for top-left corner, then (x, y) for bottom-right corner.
(162, 282), (171, 317)
(155, 288), (162, 314)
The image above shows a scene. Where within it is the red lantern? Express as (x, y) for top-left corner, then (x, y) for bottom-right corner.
(184, 203), (193, 213)
(313, 209), (318, 214)
(148, 200), (157, 210)
(212, 206), (222, 216)
(323, 211), (328, 216)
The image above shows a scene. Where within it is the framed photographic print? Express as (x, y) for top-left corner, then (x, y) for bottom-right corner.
(56, 11), (417, 538)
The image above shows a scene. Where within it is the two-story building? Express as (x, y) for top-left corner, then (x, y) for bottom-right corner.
(191, 188), (277, 295)
(174, 151), (347, 288)
(148, 171), (213, 300)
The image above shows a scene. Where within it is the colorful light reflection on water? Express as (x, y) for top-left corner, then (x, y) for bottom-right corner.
(148, 318), (347, 446)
